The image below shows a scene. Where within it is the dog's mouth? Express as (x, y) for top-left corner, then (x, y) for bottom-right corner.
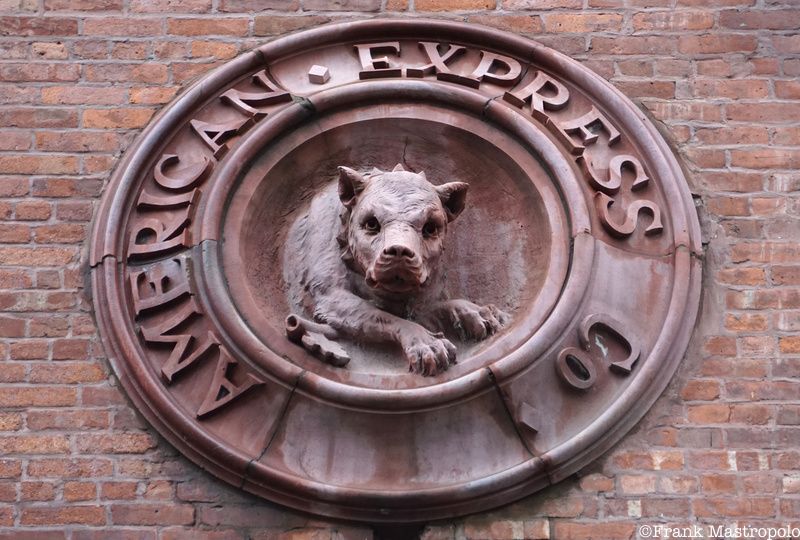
(366, 263), (426, 294)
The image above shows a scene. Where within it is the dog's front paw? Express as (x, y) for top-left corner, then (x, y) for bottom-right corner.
(401, 327), (457, 377)
(447, 301), (509, 341)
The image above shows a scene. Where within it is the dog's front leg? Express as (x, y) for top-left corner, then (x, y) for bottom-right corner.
(315, 289), (457, 376)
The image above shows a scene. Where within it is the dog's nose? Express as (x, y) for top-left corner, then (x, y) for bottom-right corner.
(383, 245), (415, 259)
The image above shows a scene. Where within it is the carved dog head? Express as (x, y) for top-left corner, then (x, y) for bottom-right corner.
(337, 164), (468, 297)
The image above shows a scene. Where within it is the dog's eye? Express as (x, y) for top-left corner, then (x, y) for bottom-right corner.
(363, 216), (380, 233)
(423, 221), (439, 237)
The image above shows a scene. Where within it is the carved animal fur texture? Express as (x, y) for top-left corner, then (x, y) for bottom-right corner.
(283, 164), (509, 376)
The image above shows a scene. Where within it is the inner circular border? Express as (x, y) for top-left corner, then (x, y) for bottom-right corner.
(196, 80), (584, 407)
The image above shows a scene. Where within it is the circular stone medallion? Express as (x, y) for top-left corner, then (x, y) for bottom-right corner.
(91, 19), (702, 522)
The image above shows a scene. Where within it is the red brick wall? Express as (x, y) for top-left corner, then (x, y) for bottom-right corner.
(0, 0), (798, 538)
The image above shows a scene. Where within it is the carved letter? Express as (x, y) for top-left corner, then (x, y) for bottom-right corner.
(154, 154), (213, 192)
(190, 117), (249, 159)
(196, 348), (263, 418)
(595, 192), (664, 238)
(503, 71), (570, 122)
(354, 42), (402, 79)
(128, 195), (197, 261)
(440, 50), (521, 89)
(578, 154), (649, 195)
(408, 42), (466, 78)
(220, 70), (292, 120)
(555, 347), (596, 390)
(554, 106), (622, 155)
(129, 257), (191, 315)
(579, 314), (641, 375)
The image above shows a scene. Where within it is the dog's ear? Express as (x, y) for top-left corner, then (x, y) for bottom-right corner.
(338, 166), (369, 208)
(435, 182), (469, 222)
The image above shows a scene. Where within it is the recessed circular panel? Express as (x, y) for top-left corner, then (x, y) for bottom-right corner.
(91, 19), (701, 522)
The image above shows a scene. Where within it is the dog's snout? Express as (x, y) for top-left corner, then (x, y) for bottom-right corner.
(383, 245), (415, 259)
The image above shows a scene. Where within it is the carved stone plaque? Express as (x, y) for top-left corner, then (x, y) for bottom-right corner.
(91, 19), (702, 522)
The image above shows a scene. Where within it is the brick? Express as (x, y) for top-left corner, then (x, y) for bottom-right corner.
(692, 80), (770, 100)
(774, 127), (800, 146)
(172, 61), (221, 83)
(20, 481), (55, 501)
(688, 404), (731, 423)
(701, 474), (737, 493)
(681, 379), (721, 400)
(111, 41), (149, 60)
(221, 0), (298, 10)
(730, 404), (772, 425)
(552, 522), (636, 540)
(130, 86), (179, 104)
(253, 15), (330, 36)
(36, 132), (121, 153)
(0, 246), (75, 266)
(0, 155), (78, 175)
(27, 316), (67, 339)
(463, 521), (518, 540)
(131, 0), (212, 11)
(732, 149), (800, 170)
(503, 0), (581, 7)
(29, 362), (105, 384)
(0, 176), (30, 197)
(45, 0), (121, 9)
(102, 482), (138, 500)
(85, 63), (168, 83)
(719, 9), (800, 30)
(83, 108), (155, 129)
(616, 80), (675, 99)
(592, 36), (676, 55)
(69, 40), (106, 60)
(63, 481), (97, 502)
(42, 86), (128, 106)
(646, 101), (722, 122)
(111, 504), (194, 526)
(21, 506), (105, 526)
(27, 410), (109, 430)
(0, 413), (21, 431)
(0, 224), (29, 244)
(35, 224), (87, 243)
(632, 10), (713, 31)
(725, 313), (768, 332)
(0, 387), (76, 407)
(467, 14), (543, 34)
(657, 475), (698, 494)
(579, 473), (614, 492)
(191, 40), (238, 59)
(693, 497), (775, 518)
(0, 435), (69, 454)
(697, 128), (769, 147)
(772, 35), (800, 54)
(28, 458), (112, 478)
(619, 474), (656, 494)
(75, 433), (157, 454)
(0, 132), (31, 151)
(415, 0), (493, 10)
(0, 63), (78, 82)
(167, 17), (248, 36)
(678, 34), (758, 54)
(728, 103), (800, 124)
(0, 16), (78, 36)
(544, 13), (623, 32)
(0, 108), (78, 128)
(83, 17), (162, 36)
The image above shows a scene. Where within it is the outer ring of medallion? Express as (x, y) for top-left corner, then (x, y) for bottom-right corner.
(90, 19), (702, 522)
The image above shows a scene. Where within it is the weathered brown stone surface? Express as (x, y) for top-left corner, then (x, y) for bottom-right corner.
(0, 1), (797, 538)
